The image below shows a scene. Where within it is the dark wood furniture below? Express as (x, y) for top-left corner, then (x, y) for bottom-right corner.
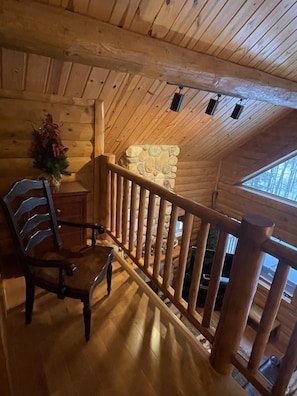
(1, 179), (113, 341)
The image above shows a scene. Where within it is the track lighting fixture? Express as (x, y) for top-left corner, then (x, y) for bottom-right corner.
(231, 99), (244, 119)
(205, 94), (221, 116)
(167, 82), (245, 118)
(170, 86), (184, 112)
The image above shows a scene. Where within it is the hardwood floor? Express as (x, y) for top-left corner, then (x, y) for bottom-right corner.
(2, 260), (247, 396)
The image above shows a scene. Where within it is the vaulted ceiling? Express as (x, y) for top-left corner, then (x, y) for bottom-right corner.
(1, 0), (296, 162)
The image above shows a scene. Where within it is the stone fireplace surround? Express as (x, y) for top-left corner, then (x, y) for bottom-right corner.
(118, 144), (180, 191)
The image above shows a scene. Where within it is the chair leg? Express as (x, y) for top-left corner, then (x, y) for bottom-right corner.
(107, 261), (112, 295)
(83, 300), (91, 341)
(25, 277), (35, 324)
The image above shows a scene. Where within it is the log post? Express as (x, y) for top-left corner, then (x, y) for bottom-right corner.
(93, 99), (105, 224)
(210, 214), (274, 375)
(98, 154), (115, 229)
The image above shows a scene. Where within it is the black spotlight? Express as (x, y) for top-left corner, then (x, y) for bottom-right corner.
(231, 99), (244, 119)
(170, 86), (184, 112)
(205, 94), (221, 115)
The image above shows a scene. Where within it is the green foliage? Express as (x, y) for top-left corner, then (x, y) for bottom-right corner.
(31, 114), (71, 179)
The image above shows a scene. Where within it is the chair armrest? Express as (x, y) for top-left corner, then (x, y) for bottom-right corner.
(57, 219), (105, 246)
(19, 251), (77, 276)
(57, 219), (105, 233)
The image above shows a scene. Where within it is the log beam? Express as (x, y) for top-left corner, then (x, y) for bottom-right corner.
(1, 0), (297, 108)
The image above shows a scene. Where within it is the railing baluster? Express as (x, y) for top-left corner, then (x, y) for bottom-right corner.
(116, 175), (123, 239)
(163, 205), (178, 289)
(129, 182), (138, 251)
(174, 212), (193, 300)
(202, 231), (228, 328)
(110, 170), (116, 233)
(136, 187), (146, 259)
(122, 178), (129, 246)
(144, 192), (156, 269)
(153, 197), (167, 278)
(105, 166), (112, 229)
(187, 220), (210, 313)
(272, 319), (297, 395)
(248, 259), (290, 374)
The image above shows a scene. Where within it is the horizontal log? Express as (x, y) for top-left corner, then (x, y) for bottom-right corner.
(218, 183), (297, 219)
(0, 140), (93, 158)
(0, 120), (94, 141)
(1, 0), (297, 108)
(0, 98), (94, 123)
(174, 189), (213, 202)
(176, 168), (218, 179)
(64, 141), (93, 158)
(0, 157), (92, 179)
(0, 88), (95, 106)
(216, 195), (297, 245)
(175, 176), (217, 186)
(0, 158), (36, 177)
(67, 157), (93, 173)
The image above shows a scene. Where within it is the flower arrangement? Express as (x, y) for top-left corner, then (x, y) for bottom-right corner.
(31, 114), (71, 183)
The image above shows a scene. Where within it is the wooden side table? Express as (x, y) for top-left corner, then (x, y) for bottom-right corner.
(52, 181), (89, 248)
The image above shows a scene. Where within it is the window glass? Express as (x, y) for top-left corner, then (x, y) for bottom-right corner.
(243, 156), (297, 202)
(226, 234), (297, 297)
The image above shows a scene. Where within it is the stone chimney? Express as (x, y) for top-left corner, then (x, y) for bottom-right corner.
(118, 144), (180, 191)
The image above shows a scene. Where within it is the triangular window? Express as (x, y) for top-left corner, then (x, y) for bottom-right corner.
(243, 156), (297, 202)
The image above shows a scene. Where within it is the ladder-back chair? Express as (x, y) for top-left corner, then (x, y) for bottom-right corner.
(1, 179), (113, 340)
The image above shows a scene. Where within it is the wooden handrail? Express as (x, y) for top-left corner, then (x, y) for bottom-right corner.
(99, 154), (297, 396)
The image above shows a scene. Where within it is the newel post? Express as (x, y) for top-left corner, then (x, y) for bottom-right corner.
(97, 154), (115, 228)
(210, 214), (274, 375)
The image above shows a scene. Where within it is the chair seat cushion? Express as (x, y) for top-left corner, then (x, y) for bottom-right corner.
(33, 245), (113, 297)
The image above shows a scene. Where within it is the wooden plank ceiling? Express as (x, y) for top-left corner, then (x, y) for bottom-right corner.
(1, 0), (296, 162)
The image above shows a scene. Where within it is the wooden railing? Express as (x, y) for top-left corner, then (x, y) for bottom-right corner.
(99, 154), (297, 396)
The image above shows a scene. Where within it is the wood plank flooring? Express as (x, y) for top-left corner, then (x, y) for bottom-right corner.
(3, 261), (247, 396)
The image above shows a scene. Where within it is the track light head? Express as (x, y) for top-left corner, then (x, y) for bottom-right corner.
(170, 86), (184, 112)
(205, 94), (221, 115)
(231, 99), (244, 119)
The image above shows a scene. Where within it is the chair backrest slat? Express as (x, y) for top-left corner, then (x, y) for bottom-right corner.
(14, 196), (48, 221)
(5, 179), (45, 201)
(20, 213), (52, 247)
(25, 228), (54, 253)
(1, 179), (62, 253)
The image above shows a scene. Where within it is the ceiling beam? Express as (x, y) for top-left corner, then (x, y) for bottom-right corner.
(1, 0), (297, 108)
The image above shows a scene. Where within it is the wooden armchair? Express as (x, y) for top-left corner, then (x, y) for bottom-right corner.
(1, 179), (113, 340)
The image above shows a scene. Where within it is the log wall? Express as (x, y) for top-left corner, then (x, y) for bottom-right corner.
(0, 89), (95, 254)
(175, 159), (220, 247)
